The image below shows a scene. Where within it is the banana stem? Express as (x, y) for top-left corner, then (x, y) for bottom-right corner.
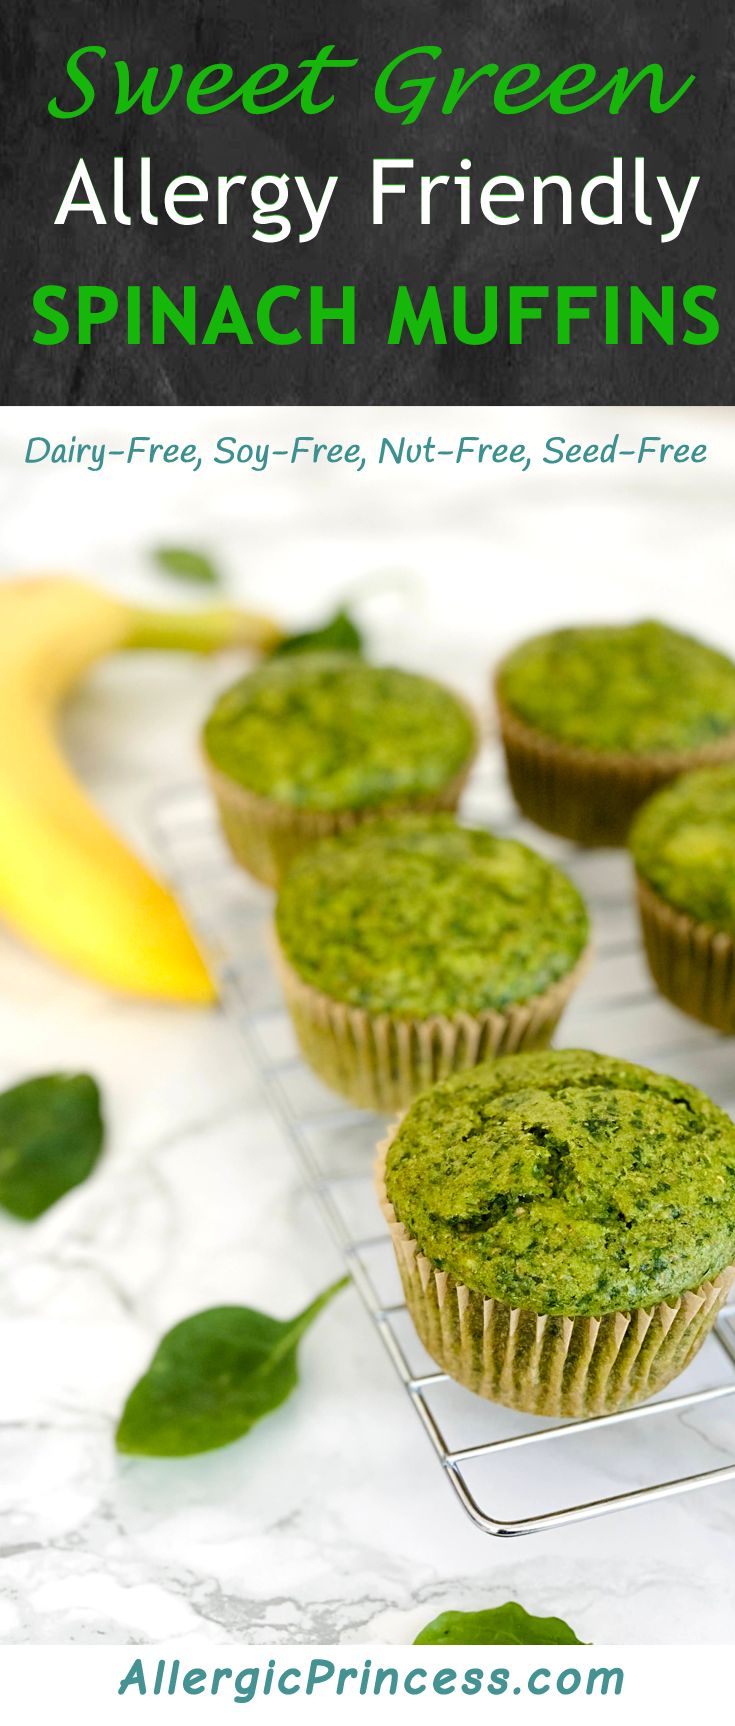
(123, 603), (284, 656)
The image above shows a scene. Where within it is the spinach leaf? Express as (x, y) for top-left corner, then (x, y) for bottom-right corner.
(153, 546), (220, 586)
(414, 1602), (585, 1646)
(0, 1074), (104, 1220)
(270, 606), (362, 659)
(116, 1275), (349, 1457)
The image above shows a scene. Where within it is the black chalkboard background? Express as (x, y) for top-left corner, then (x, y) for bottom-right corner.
(1, 0), (732, 405)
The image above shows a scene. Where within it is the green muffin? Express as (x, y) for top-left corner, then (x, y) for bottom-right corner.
(377, 1048), (735, 1416)
(274, 816), (589, 1110)
(631, 764), (735, 1033)
(203, 653), (478, 885)
(496, 621), (735, 845)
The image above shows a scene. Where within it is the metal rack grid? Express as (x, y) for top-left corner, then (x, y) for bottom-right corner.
(150, 749), (735, 1538)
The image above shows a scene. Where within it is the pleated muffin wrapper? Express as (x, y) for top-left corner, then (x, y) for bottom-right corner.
(496, 690), (735, 848)
(274, 939), (589, 1113)
(204, 746), (478, 890)
(375, 1127), (735, 1418)
(636, 873), (735, 1035)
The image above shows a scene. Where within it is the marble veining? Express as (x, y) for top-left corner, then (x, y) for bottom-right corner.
(1, 406), (735, 1644)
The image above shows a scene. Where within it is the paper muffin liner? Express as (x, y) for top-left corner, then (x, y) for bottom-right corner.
(375, 1127), (735, 1418)
(274, 939), (588, 1113)
(496, 691), (735, 847)
(204, 751), (477, 889)
(636, 873), (735, 1035)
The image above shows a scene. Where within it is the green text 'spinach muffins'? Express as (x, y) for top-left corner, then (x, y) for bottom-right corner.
(203, 653), (478, 885)
(275, 815), (589, 1110)
(496, 621), (735, 845)
(377, 1049), (735, 1417)
(631, 763), (735, 1033)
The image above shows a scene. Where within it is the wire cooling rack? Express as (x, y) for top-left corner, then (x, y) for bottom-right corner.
(150, 748), (735, 1538)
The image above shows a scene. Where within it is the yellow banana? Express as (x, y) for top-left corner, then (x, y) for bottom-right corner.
(0, 577), (282, 1001)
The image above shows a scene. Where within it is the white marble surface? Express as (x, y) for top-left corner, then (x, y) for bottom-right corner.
(1, 406), (735, 1646)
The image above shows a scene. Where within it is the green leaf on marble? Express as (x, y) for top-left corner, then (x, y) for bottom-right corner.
(414, 1602), (585, 1646)
(0, 1073), (104, 1220)
(116, 1276), (349, 1457)
(269, 606), (363, 659)
(152, 546), (221, 586)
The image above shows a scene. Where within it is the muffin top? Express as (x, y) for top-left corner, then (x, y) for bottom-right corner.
(203, 653), (475, 812)
(384, 1048), (735, 1314)
(275, 817), (588, 1016)
(498, 621), (735, 755)
(631, 764), (735, 936)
